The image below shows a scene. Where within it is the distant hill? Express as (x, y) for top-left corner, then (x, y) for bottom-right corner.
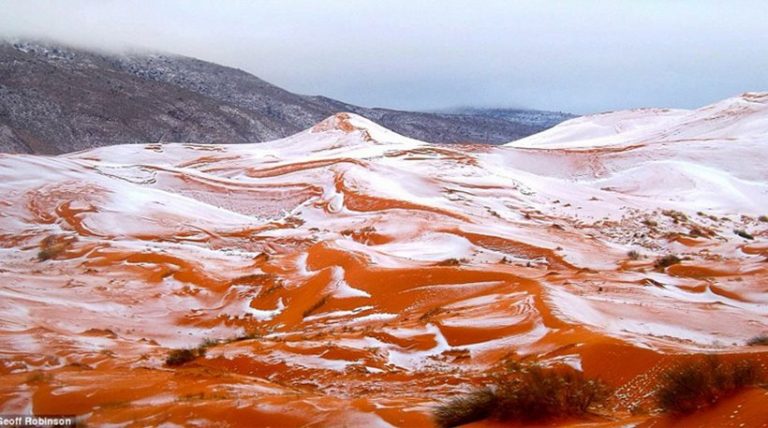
(0, 40), (574, 154)
(444, 107), (576, 129)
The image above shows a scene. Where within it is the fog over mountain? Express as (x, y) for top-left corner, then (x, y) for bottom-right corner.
(1, 0), (766, 113)
(0, 40), (574, 154)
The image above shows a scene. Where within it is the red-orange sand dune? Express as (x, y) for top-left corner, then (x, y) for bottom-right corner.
(1, 102), (768, 426)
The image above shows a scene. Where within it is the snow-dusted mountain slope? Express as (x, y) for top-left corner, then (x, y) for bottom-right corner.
(0, 98), (767, 426)
(0, 40), (571, 154)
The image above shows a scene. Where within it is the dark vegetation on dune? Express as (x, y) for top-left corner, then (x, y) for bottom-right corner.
(747, 335), (768, 346)
(433, 362), (609, 427)
(655, 356), (764, 414)
(654, 254), (682, 271)
(434, 353), (767, 426)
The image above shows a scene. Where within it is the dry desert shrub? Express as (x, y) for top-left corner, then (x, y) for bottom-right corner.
(37, 234), (76, 261)
(733, 229), (754, 240)
(656, 356), (762, 414)
(654, 254), (681, 271)
(434, 362), (609, 427)
(165, 338), (217, 367)
(746, 335), (768, 346)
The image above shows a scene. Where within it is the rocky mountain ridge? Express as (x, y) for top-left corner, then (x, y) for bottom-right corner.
(0, 40), (573, 154)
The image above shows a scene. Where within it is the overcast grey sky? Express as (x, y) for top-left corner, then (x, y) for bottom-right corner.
(1, 0), (767, 114)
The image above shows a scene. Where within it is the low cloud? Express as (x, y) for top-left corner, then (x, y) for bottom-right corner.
(2, 0), (767, 114)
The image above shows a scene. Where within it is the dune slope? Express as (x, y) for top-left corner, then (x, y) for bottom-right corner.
(1, 99), (767, 426)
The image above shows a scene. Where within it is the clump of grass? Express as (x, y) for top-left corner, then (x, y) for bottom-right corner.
(643, 219), (658, 228)
(492, 363), (608, 421)
(165, 338), (217, 367)
(37, 235), (74, 261)
(656, 356), (763, 414)
(232, 330), (262, 342)
(434, 389), (497, 428)
(759, 215), (768, 223)
(200, 337), (219, 348)
(419, 307), (444, 322)
(654, 254), (681, 271)
(433, 363), (609, 427)
(302, 295), (329, 318)
(37, 248), (56, 261)
(734, 229), (754, 240)
(662, 210), (688, 224)
(627, 250), (641, 260)
(25, 371), (51, 384)
(696, 211), (720, 222)
(687, 227), (711, 238)
(747, 335), (768, 346)
(165, 348), (204, 367)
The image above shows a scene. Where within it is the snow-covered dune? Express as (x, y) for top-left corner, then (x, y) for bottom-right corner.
(1, 98), (767, 426)
(500, 93), (768, 216)
(507, 92), (768, 149)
